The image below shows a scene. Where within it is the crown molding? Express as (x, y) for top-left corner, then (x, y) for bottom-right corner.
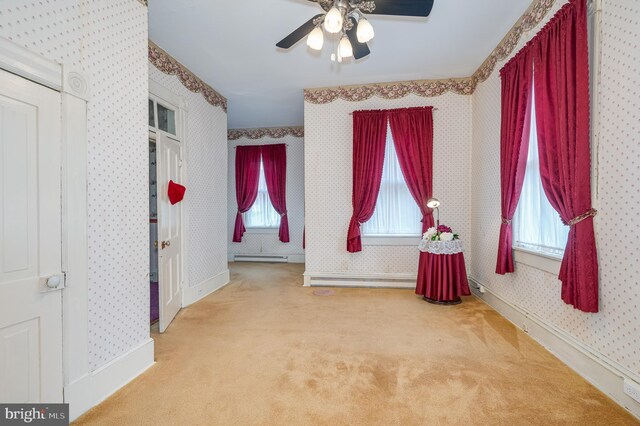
(304, 0), (556, 104)
(304, 78), (476, 104)
(228, 127), (304, 140)
(148, 40), (227, 112)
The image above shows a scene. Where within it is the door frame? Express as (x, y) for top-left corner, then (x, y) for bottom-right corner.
(0, 36), (91, 405)
(149, 79), (190, 305)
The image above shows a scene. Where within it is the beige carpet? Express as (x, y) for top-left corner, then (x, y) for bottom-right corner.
(75, 262), (638, 425)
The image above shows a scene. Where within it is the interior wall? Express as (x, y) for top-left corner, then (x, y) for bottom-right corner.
(227, 135), (305, 260)
(0, 0), (150, 370)
(149, 65), (229, 288)
(304, 93), (472, 277)
(470, 0), (640, 381)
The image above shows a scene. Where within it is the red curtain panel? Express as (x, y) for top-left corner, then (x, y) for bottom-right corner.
(347, 110), (388, 253)
(262, 144), (290, 243)
(495, 48), (534, 274)
(388, 107), (435, 233)
(532, 0), (598, 312)
(233, 145), (262, 242)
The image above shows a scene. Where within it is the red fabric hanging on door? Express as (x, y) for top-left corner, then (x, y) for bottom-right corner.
(167, 180), (186, 205)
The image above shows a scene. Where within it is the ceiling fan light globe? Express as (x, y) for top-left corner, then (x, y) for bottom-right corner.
(338, 35), (353, 58)
(307, 27), (324, 50)
(324, 7), (343, 34)
(356, 18), (375, 43)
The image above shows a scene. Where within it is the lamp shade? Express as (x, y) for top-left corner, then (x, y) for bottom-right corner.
(338, 35), (353, 58)
(324, 7), (343, 33)
(306, 27), (324, 50)
(356, 18), (375, 43)
(427, 198), (440, 209)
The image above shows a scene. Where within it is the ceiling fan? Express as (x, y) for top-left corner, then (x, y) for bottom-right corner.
(276, 0), (435, 62)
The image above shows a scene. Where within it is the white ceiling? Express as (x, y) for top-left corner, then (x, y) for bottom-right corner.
(148, 0), (532, 129)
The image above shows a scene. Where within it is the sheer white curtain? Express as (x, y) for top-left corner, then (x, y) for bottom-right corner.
(363, 126), (422, 236)
(244, 159), (280, 228)
(514, 94), (569, 255)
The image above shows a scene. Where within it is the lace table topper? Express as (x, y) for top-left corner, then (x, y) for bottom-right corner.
(418, 239), (464, 255)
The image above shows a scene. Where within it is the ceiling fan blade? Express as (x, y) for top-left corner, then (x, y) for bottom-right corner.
(365, 0), (434, 17)
(276, 14), (324, 49)
(346, 17), (371, 60)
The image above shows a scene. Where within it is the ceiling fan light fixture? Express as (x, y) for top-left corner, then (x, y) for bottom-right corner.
(307, 26), (324, 50)
(338, 35), (353, 58)
(324, 7), (343, 33)
(356, 17), (375, 43)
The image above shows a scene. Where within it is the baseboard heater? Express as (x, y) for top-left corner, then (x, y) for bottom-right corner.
(306, 274), (416, 288)
(234, 255), (288, 263)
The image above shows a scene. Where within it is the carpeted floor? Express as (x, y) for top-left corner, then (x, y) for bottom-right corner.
(75, 262), (638, 425)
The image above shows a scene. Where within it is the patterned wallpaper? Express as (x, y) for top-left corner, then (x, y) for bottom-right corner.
(0, 0), (150, 370)
(149, 65), (229, 288)
(470, 0), (640, 379)
(227, 135), (305, 258)
(304, 93), (472, 276)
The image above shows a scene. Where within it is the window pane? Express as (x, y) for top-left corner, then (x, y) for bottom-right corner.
(245, 160), (280, 228)
(157, 103), (176, 135)
(514, 92), (569, 255)
(149, 99), (155, 127)
(362, 126), (422, 236)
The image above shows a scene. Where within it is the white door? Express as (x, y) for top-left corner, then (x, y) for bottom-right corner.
(156, 132), (183, 332)
(0, 70), (63, 402)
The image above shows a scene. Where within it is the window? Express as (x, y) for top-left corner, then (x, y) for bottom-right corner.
(513, 91), (569, 257)
(148, 98), (176, 135)
(244, 160), (280, 228)
(362, 126), (422, 236)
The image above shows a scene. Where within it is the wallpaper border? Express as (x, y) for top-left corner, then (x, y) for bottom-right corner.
(228, 126), (304, 140)
(303, 0), (556, 104)
(148, 40), (228, 112)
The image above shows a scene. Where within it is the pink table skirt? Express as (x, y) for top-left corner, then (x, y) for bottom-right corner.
(415, 251), (471, 302)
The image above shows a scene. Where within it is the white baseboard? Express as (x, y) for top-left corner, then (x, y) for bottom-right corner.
(65, 338), (155, 421)
(469, 277), (640, 420)
(227, 254), (305, 263)
(303, 271), (416, 288)
(182, 269), (230, 306)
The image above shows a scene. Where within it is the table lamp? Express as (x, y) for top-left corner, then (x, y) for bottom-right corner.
(427, 198), (441, 227)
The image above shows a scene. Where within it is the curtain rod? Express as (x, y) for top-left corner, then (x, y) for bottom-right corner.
(233, 144), (289, 149)
(348, 107), (438, 115)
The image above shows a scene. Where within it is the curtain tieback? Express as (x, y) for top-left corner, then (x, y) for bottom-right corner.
(563, 209), (597, 226)
(280, 211), (288, 217)
(501, 217), (512, 225)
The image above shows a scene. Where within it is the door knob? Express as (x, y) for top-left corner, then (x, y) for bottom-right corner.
(47, 275), (62, 288)
(161, 240), (171, 249)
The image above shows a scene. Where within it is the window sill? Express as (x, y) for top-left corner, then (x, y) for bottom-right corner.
(513, 246), (562, 276)
(362, 235), (421, 246)
(245, 227), (279, 234)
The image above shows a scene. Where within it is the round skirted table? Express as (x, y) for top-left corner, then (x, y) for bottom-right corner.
(416, 239), (471, 305)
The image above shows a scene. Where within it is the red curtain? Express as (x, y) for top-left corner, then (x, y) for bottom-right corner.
(532, 0), (598, 312)
(389, 107), (435, 233)
(347, 110), (388, 253)
(495, 48), (534, 274)
(232, 145), (262, 242)
(262, 144), (290, 243)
